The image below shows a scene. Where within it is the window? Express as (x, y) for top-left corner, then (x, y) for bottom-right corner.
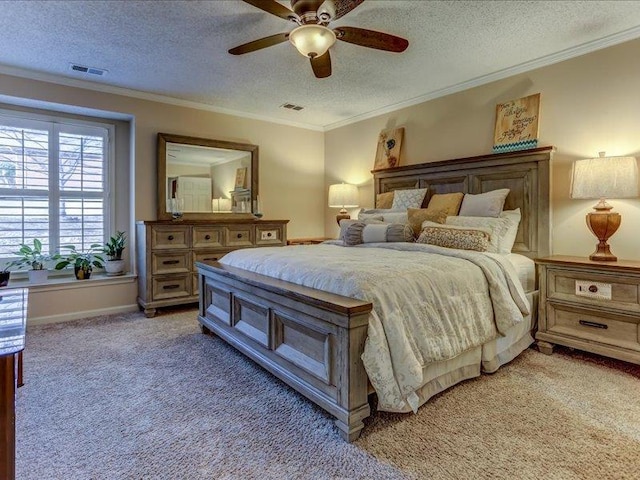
(0, 111), (112, 264)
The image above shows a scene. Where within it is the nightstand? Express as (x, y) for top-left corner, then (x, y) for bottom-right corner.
(535, 256), (640, 364)
(287, 237), (332, 245)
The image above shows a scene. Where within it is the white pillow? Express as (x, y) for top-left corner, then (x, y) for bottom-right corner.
(391, 188), (428, 209)
(358, 208), (408, 225)
(458, 188), (510, 217)
(445, 208), (521, 254)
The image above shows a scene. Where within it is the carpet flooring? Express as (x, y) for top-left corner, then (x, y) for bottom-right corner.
(16, 308), (640, 479)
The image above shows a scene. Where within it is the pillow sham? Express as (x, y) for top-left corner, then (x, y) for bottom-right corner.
(358, 208), (409, 225)
(344, 222), (414, 246)
(427, 192), (464, 216)
(391, 188), (428, 209)
(458, 188), (510, 217)
(416, 225), (491, 252)
(445, 208), (521, 254)
(376, 191), (394, 209)
(407, 208), (447, 237)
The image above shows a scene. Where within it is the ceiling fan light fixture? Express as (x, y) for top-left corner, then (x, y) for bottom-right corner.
(289, 24), (336, 58)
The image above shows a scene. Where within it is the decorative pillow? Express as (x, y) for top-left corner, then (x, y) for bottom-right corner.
(427, 192), (464, 216)
(339, 218), (384, 241)
(416, 225), (491, 252)
(445, 208), (521, 254)
(358, 209), (408, 225)
(391, 188), (428, 209)
(376, 191), (394, 209)
(459, 188), (510, 217)
(344, 222), (414, 246)
(407, 208), (447, 237)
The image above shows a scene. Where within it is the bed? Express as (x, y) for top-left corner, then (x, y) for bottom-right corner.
(196, 147), (553, 441)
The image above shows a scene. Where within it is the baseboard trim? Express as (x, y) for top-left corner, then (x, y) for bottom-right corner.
(28, 304), (140, 326)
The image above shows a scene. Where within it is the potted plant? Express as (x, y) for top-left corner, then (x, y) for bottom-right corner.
(13, 239), (56, 283)
(102, 231), (127, 276)
(55, 244), (105, 280)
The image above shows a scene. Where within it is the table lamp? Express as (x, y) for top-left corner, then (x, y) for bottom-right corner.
(570, 152), (639, 261)
(328, 183), (359, 225)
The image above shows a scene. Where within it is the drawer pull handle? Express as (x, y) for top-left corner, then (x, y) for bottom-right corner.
(237, 233), (243, 239)
(203, 257), (219, 261)
(163, 260), (180, 265)
(163, 284), (180, 290)
(579, 320), (608, 330)
(168, 235), (174, 241)
(205, 234), (211, 240)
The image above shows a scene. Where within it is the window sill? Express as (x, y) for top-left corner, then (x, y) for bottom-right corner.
(7, 272), (137, 293)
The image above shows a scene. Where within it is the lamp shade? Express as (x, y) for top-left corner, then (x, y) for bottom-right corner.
(289, 25), (336, 58)
(570, 152), (639, 200)
(328, 183), (359, 208)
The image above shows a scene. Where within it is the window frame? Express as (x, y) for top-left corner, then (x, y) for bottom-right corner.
(0, 108), (116, 264)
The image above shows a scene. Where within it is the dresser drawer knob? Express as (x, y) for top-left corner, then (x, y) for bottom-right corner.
(267, 232), (272, 237)
(168, 235), (174, 241)
(579, 320), (608, 329)
(237, 233), (243, 239)
(163, 260), (180, 265)
(588, 285), (598, 293)
(205, 234), (211, 240)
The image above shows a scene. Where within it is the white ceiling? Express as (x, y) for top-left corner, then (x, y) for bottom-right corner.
(1, 0), (640, 130)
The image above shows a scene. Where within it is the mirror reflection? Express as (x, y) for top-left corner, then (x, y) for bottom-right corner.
(166, 143), (252, 213)
(157, 134), (258, 221)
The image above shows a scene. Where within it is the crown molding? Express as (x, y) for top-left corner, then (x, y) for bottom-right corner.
(0, 64), (325, 132)
(323, 25), (640, 131)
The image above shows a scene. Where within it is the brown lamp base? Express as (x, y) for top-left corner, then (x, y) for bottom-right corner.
(586, 211), (620, 262)
(336, 213), (351, 225)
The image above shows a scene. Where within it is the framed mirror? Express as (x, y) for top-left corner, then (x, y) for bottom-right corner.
(157, 133), (259, 221)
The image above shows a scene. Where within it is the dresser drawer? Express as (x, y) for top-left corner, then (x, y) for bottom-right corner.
(194, 250), (231, 266)
(547, 268), (640, 314)
(152, 252), (190, 275)
(193, 226), (225, 249)
(255, 224), (285, 246)
(226, 226), (254, 247)
(152, 275), (191, 300)
(546, 302), (640, 352)
(151, 226), (190, 250)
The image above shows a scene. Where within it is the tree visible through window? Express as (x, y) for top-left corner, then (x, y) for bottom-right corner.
(0, 113), (111, 265)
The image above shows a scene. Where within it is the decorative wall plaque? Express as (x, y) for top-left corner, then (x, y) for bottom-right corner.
(493, 93), (540, 153)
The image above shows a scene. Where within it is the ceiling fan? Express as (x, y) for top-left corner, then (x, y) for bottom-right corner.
(228, 0), (409, 78)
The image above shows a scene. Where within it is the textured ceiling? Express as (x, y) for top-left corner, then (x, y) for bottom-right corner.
(1, 0), (640, 130)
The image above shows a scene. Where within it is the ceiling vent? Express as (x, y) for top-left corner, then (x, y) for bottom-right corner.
(69, 63), (108, 77)
(281, 103), (304, 111)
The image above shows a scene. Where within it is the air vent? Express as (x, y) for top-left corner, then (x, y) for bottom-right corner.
(281, 103), (304, 111)
(69, 63), (108, 77)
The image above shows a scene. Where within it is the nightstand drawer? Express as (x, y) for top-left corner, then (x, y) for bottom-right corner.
(547, 268), (640, 314)
(547, 303), (640, 352)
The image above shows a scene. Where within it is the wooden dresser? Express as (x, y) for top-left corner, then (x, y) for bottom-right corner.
(136, 219), (288, 317)
(536, 256), (640, 364)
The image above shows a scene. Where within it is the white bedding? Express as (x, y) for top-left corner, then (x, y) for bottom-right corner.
(505, 253), (535, 292)
(220, 242), (529, 412)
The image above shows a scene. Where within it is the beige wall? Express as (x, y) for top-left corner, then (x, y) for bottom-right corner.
(325, 38), (640, 261)
(0, 73), (325, 322)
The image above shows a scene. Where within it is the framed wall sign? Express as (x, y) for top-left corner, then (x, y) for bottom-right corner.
(493, 93), (540, 153)
(373, 127), (404, 170)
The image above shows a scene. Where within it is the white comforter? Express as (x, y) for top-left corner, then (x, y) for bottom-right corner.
(219, 242), (529, 412)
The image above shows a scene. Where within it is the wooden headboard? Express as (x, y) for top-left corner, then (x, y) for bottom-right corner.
(373, 147), (554, 259)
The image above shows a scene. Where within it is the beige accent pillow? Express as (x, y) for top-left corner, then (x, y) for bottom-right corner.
(407, 208), (447, 237)
(459, 188), (510, 217)
(376, 191), (394, 209)
(416, 225), (491, 252)
(427, 192), (464, 216)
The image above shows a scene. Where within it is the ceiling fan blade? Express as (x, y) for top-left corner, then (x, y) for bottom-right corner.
(310, 51), (332, 78)
(324, 0), (365, 21)
(242, 0), (298, 21)
(228, 32), (290, 55)
(335, 26), (408, 52)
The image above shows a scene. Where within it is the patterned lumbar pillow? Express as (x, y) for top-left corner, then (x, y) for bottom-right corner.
(416, 224), (491, 252)
(407, 208), (447, 237)
(344, 222), (414, 246)
(391, 188), (428, 209)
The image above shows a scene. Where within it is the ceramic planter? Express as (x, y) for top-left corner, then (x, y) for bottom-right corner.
(74, 266), (92, 280)
(104, 259), (125, 276)
(28, 269), (48, 283)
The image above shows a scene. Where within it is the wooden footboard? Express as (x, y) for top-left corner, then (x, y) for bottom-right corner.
(197, 261), (373, 441)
